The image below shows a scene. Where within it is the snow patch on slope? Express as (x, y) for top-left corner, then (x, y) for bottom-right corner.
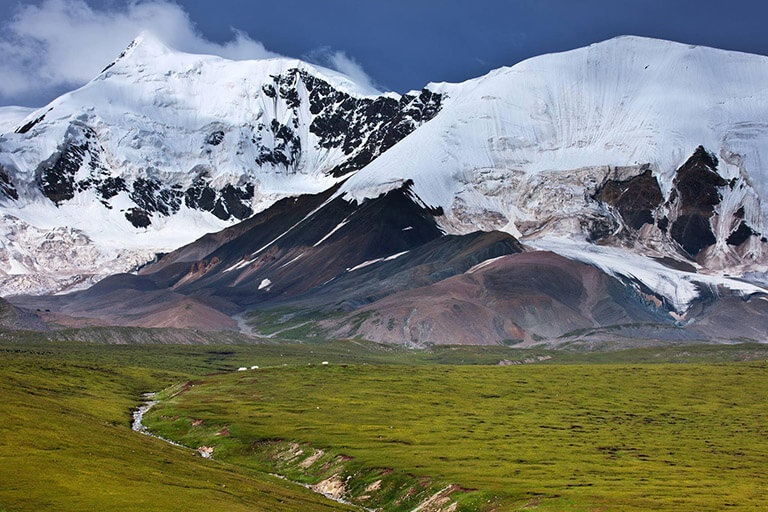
(346, 251), (409, 273)
(313, 219), (349, 247)
(529, 237), (767, 311)
(0, 213), (153, 296)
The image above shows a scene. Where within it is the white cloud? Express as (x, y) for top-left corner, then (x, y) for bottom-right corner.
(0, 0), (281, 102)
(308, 47), (381, 94)
(0, 0), (379, 105)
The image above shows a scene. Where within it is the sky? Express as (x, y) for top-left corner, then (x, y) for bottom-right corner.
(2, 0), (768, 107)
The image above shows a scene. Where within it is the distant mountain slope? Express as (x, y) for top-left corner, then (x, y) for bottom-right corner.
(330, 251), (670, 346)
(0, 296), (46, 331)
(12, 180), (767, 345)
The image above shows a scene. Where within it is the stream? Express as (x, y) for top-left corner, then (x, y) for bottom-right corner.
(132, 394), (182, 441)
(131, 392), (370, 510)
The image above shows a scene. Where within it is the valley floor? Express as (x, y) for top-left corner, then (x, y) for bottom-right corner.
(2, 341), (768, 511)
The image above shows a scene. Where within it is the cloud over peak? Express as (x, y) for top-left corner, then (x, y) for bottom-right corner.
(0, 0), (378, 105)
(306, 47), (382, 94)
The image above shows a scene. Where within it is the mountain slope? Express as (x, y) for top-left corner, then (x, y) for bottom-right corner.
(0, 33), (442, 295)
(12, 179), (766, 345)
(2, 35), (768, 344)
(339, 36), (768, 298)
(10, 183), (465, 325)
(330, 251), (670, 346)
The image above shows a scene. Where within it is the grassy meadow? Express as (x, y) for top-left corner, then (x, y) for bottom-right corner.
(0, 343), (357, 512)
(1, 340), (768, 511)
(146, 361), (768, 511)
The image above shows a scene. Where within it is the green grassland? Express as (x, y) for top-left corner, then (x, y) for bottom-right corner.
(4, 338), (768, 369)
(0, 345), (356, 512)
(2, 340), (768, 511)
(146, 361), (768, 511)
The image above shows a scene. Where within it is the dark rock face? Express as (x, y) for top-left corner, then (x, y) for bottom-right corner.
(204, 131), (225, 146)
(671, 147), (725, 212)
(725, 207), (761, 247)
(211, 184), (254, 220)
(254, 120), (301, 167)
(595, 168), (663, 230)
(37, 142), (81, 204)
(668, 146), (727, 257)
(37, 124), (126, 206)
(38, 129), (96, 205)
(299, 70), (443, 177)
(0, 165), (18, 200)
(670, 214), (717, 255)
(15, 109), (50, 134)
(28, 68), (443, 229)
(96, 176), (126, 202)
(591, 147), (765, 262)
(262, 84), (276, 97)
(255, 69), (443, 177)
(727, 223), (755, 246)
(130, 178), (184, 217)
(125, 207), (151, 228)
(184, 176), (254, 221)
(184, 177), (217, 212)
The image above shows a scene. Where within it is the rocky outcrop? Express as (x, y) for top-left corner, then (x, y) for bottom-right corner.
(594, 167), (663, 230)
(590, 146), (767, 269)
(667, 147), (728, 257)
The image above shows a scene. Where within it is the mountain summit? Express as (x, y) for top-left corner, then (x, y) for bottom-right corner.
(0, 34), (442, 294)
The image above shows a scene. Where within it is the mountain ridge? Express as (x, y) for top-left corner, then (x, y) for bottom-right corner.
(1, 34), (767, 345)
(0, 34), (444, 294)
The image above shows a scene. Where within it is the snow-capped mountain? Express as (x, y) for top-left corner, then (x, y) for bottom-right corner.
(338, 36), (768, 309)
(0, 33), (442, 294)
(2, 34), (768, 324)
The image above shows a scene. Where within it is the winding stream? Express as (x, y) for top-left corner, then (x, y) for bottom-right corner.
(131, 392), (370, 509)
(132, 392), (213, 457)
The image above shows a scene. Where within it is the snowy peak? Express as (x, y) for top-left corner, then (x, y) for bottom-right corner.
(124, 30), (172, 55)
(342, 33), (768, 216)
(0, 35), (444, 295)
(100, 31), (173, 73)
(336, 35), (768, 306)
(99, 31), (378, 99)
(1, 34), (768, 307)
(589, 34), (768, 61)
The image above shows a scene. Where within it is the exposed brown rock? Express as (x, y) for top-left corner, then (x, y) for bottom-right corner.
(334, 251), (666, 346)
(668, 146), (727, 257)
(595, 168), (662, 230)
